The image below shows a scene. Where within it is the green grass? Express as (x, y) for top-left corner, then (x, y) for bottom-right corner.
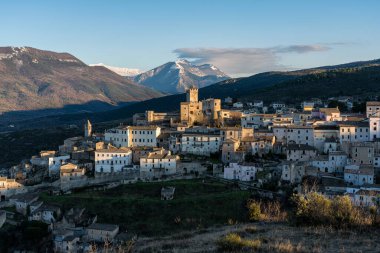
(41, 179), (250, 236)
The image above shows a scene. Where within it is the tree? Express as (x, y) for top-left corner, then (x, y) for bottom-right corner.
(327, 100), (348, 112)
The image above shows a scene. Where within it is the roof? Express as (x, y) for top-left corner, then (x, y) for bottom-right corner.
(337, 121), (369, 127)
(320, 107), (340, 115)
(220, 127), (241, 131)
(273, 124), (313, 130)
(241, 136), (255, 142)
(345, 168), (374, 175)
(10, 194), (38, 203)
(325, 136), (339, 143)
(366, 101), (380, 106)
(95, 147), (131, 153)
(142, 153), (178, 160)
(286, 144), (316, 151)
(60, 163), (78, 170)
(223, 138), (239, 144)
(31, 204), (61, 214)
(88, 223), (119, 231)
(313, 125), (339, 130)
(313, 155), (328, 161)
(63, 235), (78, 242)
(329, 151), (347, 156)
(355, 189), (380, 196)
(113, 125), (160, 130)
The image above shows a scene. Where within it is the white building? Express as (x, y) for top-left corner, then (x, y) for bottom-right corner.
(319, 107), (341, 121)
(350, 189), (380, 207)
(253, 100), (264, 108)
(344, 164), (374, 186)
(29, 204), (61, 224)
(273, 125), (314, 146)
(94, 146), (132, 173)
(280, 161), (306, 184)
(60, 163), (86, 181)
(181, 132), (221, 156)
(241, 114), (266, 129)
(251, 137), (275, 155)
(272, 102), (286, 110)
(366, 101), (380, 118)
(311, 151), (347, 174)
(86, 223), (119, 242)
(0, 177), (25, 200)
(286, 144), (317, 162)
(140, 151), (179, 178)
(224, 163), (261, 181)
(233, 102), (244, 108)
(105, 126), (161, 148)
(313, 125), (339, 152)
(48, 155), (70, 176)
(339, 122), (370, 144)
(369, 114), (380, 141)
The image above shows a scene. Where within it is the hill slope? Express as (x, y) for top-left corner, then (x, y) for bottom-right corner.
(4, 58), (380, 130)
(131, 59), (230, 94)
(0, 47), (162, 114)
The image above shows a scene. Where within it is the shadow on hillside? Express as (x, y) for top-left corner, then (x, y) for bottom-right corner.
(0, 100), (134, 131)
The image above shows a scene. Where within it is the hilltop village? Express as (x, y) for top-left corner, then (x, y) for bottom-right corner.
(1, 88), (380, 251)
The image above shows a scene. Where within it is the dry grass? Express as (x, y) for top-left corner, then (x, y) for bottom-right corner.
(268, 240), (304, 253)
(133, 222), (380, 253)
(217, 233), (261, 252)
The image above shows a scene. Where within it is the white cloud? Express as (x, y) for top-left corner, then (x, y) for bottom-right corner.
(173, 44), (333, 77)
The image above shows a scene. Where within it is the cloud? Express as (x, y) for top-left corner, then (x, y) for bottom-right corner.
(173, 44), (334, 77)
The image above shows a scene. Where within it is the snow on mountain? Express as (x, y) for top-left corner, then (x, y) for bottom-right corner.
(132, 60), (230, 94)
(90, 63), (143, 77)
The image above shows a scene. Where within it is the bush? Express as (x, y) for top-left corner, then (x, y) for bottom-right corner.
(247, 200), (262, 221)
(217, 233), (261, 252)
(292, 192), (372, 228)
(247, 199), (287, 222)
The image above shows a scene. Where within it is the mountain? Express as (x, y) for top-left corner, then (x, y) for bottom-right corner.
(91, 58), (380, 121)
(131, 59), (230, 94)
(0, 47), (162, 115)
(4, 58), (380, 131)
(89, 63), (143, 76)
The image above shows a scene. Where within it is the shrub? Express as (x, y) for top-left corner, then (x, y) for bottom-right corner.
(292, 192), (372, 227)
(247, 199), (287, 222)
(247, 200), (262, 221)
(217, 233), (261, 252)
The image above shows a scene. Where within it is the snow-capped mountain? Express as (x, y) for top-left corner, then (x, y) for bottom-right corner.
(131, 59), (230, 94)
(90, 63), (143, 77)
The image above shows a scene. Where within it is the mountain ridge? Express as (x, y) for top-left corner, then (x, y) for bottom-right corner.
(131, 59), (230, 94)
(0, 46), (162, 114)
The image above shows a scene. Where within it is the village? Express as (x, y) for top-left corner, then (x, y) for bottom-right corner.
(0, 87), (380, 251)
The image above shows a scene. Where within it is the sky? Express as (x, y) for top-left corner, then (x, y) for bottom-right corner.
(0, 0), (379, 77)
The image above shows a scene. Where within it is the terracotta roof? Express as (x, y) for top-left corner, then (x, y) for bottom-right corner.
(320, 107), (340, 115)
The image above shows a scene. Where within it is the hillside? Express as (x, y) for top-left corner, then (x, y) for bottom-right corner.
(0, 47), (162, 115)
(131, 59), (230, 94)
(3, 58), (380, 130)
